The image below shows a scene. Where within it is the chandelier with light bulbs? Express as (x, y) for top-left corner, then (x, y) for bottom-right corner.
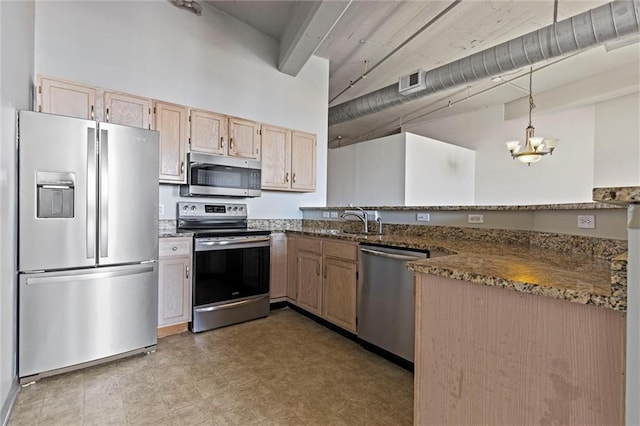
(505, 67), (558, 166)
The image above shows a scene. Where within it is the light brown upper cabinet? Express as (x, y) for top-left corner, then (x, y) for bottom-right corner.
(190, 109), (229, 156)
(260, 125), (292, 190)
(261, 127), (316, 192)
(291, 131), (317, 191)
(104, 91), (152, 129)
(154, 101), (189, 183)
(229, 117), (261, 160)
(38, 75), (97, 120)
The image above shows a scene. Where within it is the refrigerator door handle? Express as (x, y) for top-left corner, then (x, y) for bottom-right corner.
(86, 127), (96, 259)
(24, 264), (155, 285)
(100, 129), (109, 258)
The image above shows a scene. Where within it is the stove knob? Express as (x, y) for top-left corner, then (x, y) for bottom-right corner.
(232, 206), (238, 211)
(239, 206), (244, 211)
(191, 205), (197, 211)
(183, 205), (189, 211)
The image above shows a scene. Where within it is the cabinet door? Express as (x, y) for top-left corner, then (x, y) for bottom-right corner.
(323, 257), (357, 332)
(229, 117), (260, 159)
(38, 76), (96, 120)
(104, 91), (152, 129)
(286, 236), (298, 301)
(297, 251), (323, 316)
(154, 101), (189, 183)
(291, 131), (317, 191)
(270, 233), (287, 300)
(190, 109), (228, 155)
(158, 256), (191, 327)
(261, 125), (292, 190)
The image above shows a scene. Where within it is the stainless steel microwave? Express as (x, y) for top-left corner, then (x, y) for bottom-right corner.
(179, 152), (262, 198)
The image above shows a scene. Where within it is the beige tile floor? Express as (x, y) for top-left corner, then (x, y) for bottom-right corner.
(9, 308), (413, 425)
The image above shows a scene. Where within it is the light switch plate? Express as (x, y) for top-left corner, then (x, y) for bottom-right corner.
(322, 212), (330, 218)
(330, 212), (338, 218)
(159, 204), (164, 215)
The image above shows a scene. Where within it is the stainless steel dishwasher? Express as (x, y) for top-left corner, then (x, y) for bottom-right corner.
(358, 244), (429, 363)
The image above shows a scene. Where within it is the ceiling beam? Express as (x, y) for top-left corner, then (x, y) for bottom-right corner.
(504, 63), (640, 121)
(278, 0), (350, 77)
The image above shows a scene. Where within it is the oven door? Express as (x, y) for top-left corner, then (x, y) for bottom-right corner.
(191, 235), (271, 332)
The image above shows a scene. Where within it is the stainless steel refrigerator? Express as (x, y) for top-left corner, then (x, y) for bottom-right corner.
(17, 110), (159, 383)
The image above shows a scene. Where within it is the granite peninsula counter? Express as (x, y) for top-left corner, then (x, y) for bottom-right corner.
(286, 224), (626, 312)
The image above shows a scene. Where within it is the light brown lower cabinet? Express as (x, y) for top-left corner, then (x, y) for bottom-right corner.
(286, 235), (298, 302)
(322, 241), (357, 333)
(289, 235), (358, 333)
(414, 272), (625, 425)
(269, 233), (287, 301)
(158, 237), (192, 336)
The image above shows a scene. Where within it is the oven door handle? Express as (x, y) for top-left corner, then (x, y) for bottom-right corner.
(195, 295), (268, 313)
(195, 236), (271, 251)
(198, 236), (270, 246)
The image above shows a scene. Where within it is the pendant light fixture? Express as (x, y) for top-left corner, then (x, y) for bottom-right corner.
(505, 67), (558, 166)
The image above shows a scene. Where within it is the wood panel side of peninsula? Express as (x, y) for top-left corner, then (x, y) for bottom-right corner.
(414, 273), (625, 425)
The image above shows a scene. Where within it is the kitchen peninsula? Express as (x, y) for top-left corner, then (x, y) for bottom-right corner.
(294, 200), (628, 424)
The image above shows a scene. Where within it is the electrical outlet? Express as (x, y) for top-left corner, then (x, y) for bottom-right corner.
(330, 211), (338, 218)
(417, 213), (430, 222)
(159, 204), (164, 215)
(577, 215), (595, 229)
(322, 212), (330, 218)
(468, 214), (484, 224)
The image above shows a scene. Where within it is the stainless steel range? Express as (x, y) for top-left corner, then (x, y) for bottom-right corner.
(177, 202), (271, 332)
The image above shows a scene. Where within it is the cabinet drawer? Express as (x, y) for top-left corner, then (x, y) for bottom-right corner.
(297, 236), (322, 254)
(324, 240), (357, 261)
(159, 237), (192, 258)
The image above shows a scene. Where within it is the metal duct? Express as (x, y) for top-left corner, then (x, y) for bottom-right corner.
(328, 1), (640, 126)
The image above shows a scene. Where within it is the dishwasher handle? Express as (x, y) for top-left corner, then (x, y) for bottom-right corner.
(360, 247), (426, 261)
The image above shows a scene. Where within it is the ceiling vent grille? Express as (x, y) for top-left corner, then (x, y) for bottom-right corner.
(398, 69), (426, 95)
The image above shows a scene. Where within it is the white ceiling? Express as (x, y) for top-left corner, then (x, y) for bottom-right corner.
(205, 1), (640, 146)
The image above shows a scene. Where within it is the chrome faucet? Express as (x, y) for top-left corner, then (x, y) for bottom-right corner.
(340, 207), (368, 234)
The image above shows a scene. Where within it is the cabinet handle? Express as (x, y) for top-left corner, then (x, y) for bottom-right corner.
(285, 172), (289, 183)
(90, 105), (94, 120)
(229, 138), (234, 150)
(292, 173), (296, 183)
(316, 264), (320, 276)
(180, 161), (185, 175)
(323, 264), (327, 278)
(186, 266), (190, 279)
(106, 108), (110, 123)
(220, 136), (224, 149)
(172, 246), (177, 251)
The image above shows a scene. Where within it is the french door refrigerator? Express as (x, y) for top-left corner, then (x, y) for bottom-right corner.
(17, 110), (159, 383)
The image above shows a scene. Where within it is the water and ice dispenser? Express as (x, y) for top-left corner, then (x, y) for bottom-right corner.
(36, 171), (75, 218)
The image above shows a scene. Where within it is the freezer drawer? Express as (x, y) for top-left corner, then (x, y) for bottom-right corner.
(19, 264), (158, 379)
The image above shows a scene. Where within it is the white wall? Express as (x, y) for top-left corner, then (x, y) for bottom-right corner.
(404, 133), (475, 205)
(327, 133), (475, 206)
(327, 134), (405, 206)
(404, 104), (598, 205)
(593, 92), (640, 187)
(34, 0), (329, 219)
(0, 0), (35, 419)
